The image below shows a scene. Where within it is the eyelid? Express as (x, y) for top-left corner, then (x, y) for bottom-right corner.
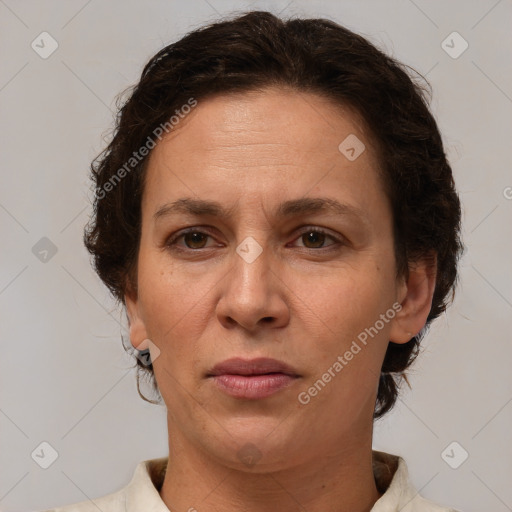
(164, 226), (219, 249)
(288, 226), (342, 248)
(164, 225), (344, 250)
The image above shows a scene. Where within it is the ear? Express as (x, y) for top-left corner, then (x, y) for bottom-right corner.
(389, 253), (437, 344)
(124, 281), (150, 352)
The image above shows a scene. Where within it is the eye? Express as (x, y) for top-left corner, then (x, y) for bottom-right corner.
(165, 229), (218, 251)
(291, 227), (341, 249)
(164, 226), (343, 253)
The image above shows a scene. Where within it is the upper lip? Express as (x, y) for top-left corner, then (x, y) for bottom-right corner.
(208, 357), (299, 377)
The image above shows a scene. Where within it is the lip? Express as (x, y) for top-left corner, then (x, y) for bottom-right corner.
(207, 357), (300, 399)
(208, 357), (299, 377)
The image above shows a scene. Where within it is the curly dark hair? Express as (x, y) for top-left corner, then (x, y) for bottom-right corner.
(83, 10), (463, 419)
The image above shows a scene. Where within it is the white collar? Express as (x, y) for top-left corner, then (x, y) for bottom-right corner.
(56, 451), (456, 511)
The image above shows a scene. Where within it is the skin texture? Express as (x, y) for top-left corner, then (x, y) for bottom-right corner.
(125, 87), (436, 512)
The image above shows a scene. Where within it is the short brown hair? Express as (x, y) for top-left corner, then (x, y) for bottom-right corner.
(83, 10), (463, 418)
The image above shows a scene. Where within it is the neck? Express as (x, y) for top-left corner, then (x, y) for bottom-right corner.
(159, 430), (382, 512)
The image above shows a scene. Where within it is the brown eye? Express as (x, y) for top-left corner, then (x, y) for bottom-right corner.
(301, 231), (327, 248)
(293, 228), (340, 249)
(165, 229), (216, 251)
(182, 232), (209, 249)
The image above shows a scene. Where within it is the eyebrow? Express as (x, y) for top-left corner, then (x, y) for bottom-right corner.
(153, 197), (369, 225)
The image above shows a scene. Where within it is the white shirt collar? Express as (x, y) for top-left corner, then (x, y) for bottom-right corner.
(50, 451), (457, 511)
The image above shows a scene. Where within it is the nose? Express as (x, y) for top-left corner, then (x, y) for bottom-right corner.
(215, 239), (290, 332)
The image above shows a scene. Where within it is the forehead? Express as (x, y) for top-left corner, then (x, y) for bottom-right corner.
(153, 87), (372, 157)
(142, 87), (386, 218)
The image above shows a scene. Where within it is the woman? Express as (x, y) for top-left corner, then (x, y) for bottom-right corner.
(47, 10), (463, 512)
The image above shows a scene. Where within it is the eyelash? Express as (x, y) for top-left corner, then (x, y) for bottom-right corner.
(164, 226), (343, 252)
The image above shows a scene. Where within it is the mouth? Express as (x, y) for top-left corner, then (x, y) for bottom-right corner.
(207, 357), (299, 377)
(207, 357), (301, 400)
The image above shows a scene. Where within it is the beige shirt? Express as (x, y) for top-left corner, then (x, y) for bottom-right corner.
(43, 451), (459, 512)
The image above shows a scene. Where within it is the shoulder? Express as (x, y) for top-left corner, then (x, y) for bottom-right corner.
(38, 457), (169, 512)
(372, 450), (462, 512)
(403, 490), (461, 512)
(39, 488), (125, 512)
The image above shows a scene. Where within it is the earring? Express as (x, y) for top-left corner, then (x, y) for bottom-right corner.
(136, 348), (152, 366)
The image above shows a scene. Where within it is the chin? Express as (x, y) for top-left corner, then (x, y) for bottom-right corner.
(204, 423), (306, 470)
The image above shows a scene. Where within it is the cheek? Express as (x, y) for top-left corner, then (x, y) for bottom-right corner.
(290, 266), (396, 406)
(295, 262), (394, 338)
(293, 273), (393, 415)
(137, 251), (230, 385)
(137, 252), (197, 356)
(139, 264), (208, 411)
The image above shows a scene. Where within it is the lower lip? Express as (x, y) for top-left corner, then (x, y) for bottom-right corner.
(210, 374), (299, 399)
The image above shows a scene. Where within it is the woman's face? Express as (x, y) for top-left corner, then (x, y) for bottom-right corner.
(126, 87), (413, 469)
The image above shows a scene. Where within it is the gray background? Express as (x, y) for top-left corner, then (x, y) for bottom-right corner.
(1, 1), (511, 511)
